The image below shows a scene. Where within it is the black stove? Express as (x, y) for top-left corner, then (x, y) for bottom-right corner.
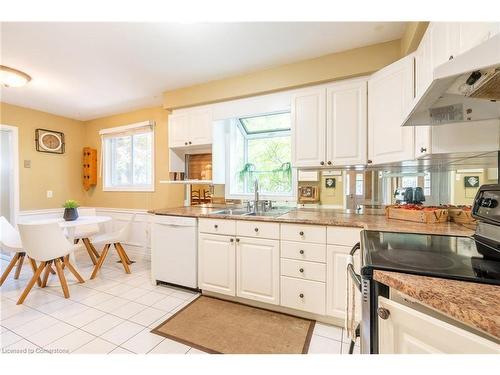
(361, 231), (500, 285)
(351, 183), (500, 354)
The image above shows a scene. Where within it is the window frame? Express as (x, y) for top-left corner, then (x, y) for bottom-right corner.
(225, 115), (297, 201)
(101, 122), (155, 192)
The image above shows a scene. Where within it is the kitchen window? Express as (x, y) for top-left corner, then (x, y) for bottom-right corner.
(227, 112), (295, 199)
(100, 121), (155, 191)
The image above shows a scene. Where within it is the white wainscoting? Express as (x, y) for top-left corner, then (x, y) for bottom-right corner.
(13, 207), (152, 261)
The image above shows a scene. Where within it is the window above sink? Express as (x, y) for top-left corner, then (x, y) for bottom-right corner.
(225, 111), (296, 201)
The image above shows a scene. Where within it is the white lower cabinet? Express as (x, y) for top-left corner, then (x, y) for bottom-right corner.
(378, 297), (500, 354)
(198, 233), (236, 296)
(280, 276), (326, 315)
(236, 237), (280, 305)
(326, 245), (350, 319)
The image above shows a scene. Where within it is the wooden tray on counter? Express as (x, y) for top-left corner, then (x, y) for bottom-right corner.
(448, 208), (477, 224)
(385, 206), (449, 224)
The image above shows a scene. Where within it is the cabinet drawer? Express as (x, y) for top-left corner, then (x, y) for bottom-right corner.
(199, 218), (236, 235)
(280, 276), (326, 315)
(236, 220), (280, 240)
(280, 224), (326, 244)
(281, 241), (326, 263)
(281, 259), (326, 282)
(327, 226), (362, 246)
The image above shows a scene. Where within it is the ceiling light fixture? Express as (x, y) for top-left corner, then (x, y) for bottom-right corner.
(0, 65), (32, 87)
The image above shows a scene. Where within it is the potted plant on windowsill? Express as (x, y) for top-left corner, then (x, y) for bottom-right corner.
(62, 200), (80, 221)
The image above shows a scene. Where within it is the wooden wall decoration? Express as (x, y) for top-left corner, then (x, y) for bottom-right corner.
(83, 147), (97, 191)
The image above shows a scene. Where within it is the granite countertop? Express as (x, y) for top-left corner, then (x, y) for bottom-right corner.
(374, 270), (500, 341)
(150, 206), (475, 236)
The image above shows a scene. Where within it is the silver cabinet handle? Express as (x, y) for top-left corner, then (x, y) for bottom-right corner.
(377, 307), (390, 320)
(299, 231), (304, 236)
(214, 224), (218, 229)
(299, 250), (304, 255)
(299, 268), (304, 273)
(236, 238), (240, 242)
(230, 238), (234, 243)
(254, 227), (259, 232)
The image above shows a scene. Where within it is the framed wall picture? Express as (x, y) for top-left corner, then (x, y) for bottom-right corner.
(464, 176), (480, 188)
(325, 177), (336, 189)
(35, 129), (65, 154)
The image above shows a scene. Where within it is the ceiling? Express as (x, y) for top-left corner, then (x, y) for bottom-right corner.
(0, 22), (407, 121)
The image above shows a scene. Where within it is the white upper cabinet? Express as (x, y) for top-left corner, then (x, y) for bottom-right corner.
(326, 79), (367, 166)
(168, 106), (213, 148)
(451, 22), (500, 55)
(291, 87), (327, 167)
(368, 54), (415, 165)
(189, 108), (213, 146)
(168, 112), (190, 148)
(291, 78), (368, 168)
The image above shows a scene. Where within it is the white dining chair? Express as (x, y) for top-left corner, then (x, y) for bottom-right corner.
(0, 216), (42, 287)
(90, 214), (135, 279)
(16, 222), (85, 304)
(71, 208), (101, 265)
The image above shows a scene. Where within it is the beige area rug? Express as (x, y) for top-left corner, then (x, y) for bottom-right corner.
(151, 295), (315, 354)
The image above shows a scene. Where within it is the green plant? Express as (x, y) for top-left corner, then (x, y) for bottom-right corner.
(62, 199), (80, 209)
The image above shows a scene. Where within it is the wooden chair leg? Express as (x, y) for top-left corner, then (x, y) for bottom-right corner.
(17, 262), (46, 305)
(0, 253), (20, 286)
(81, 238), (98, 265)
(28, 258), (42, 287)
(114, 243), (131, 274)
(49, 265), (56, 275)
(90, 244), (110, 279)
(13, 253), (26, 279)
(54, 259), (70, 298)
(63, 257), (85, 283)
(74, 239), (79, 244)
(41, 261), (53, 288)
(117, 243), (132, 265)
(86, 239), (101, 259)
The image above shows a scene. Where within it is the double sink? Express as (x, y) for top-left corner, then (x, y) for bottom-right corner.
(211, 207), (292, 217)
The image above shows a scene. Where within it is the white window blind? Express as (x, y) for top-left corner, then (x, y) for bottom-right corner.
(100, 121), (155, 192)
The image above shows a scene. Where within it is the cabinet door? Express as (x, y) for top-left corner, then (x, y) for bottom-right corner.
(198, 233), (235, 296)
(415, 126), (432, 159)
(414, 26), (433, 101)
(168, 112), (190, 148)
(236, 237), (279, 305)
(368, 54), (415, 165)
(378, 297), (500, 354)
(291, 88), (326, 167)
(326, 79), (367, 166)
(326, 245), (360, 320)
(430, 22), (455, 68)
(189, 108), (213, 146)
(454, 22), (500, 55)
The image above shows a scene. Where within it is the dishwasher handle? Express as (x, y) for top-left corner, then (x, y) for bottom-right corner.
(347, 242), (361, 292)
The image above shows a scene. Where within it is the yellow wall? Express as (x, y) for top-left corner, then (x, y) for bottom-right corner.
(453, 170), (497, 205)
(400, 22), (429, 55)
(82, 106), (184, 210)
(0, 102), (86, 210)
(163, 40), (402, 110)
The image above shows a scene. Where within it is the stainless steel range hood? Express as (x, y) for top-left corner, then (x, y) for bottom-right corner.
(403, 33), (500, 126)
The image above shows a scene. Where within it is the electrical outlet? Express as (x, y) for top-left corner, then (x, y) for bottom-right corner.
(24, 160), (31, 168)
(46, 190), (53, 198)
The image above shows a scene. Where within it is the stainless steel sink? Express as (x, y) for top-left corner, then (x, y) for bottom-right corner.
(211, 208), (292, 217)
(211, 208), (252, 216)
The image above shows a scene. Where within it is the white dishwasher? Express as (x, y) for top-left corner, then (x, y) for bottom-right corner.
(151, 215), (198, 289)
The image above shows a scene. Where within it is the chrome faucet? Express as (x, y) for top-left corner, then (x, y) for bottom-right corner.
(254, 178), (259, 206)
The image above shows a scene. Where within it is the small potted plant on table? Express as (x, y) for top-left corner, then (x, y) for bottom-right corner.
(63, 199), (80, 221)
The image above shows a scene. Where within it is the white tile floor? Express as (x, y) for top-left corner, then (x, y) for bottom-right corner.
(1, 248), (360, 354)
